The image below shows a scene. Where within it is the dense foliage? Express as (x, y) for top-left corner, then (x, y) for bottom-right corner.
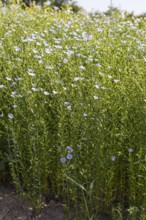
(0, 4), (146, 220)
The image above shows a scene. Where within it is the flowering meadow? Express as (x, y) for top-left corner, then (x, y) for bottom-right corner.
(0, 4), (146, 220)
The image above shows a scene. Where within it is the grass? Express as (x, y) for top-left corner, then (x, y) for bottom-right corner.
(0, 4), (146, 219)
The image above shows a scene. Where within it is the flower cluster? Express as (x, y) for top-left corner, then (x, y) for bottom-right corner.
(60, 146), (73, 163)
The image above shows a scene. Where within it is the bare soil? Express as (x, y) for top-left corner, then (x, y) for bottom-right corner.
(0, 185), (69, 220)
(0, 185), (111, 220)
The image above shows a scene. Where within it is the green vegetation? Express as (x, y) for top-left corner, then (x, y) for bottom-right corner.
(0, 4), (146, 219)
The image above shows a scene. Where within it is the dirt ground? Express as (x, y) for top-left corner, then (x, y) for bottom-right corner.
(0, 185), (111, 220)
(0, 185), (70, 220)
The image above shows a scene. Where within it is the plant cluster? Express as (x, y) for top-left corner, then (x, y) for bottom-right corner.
(0, 5), (146, 219)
